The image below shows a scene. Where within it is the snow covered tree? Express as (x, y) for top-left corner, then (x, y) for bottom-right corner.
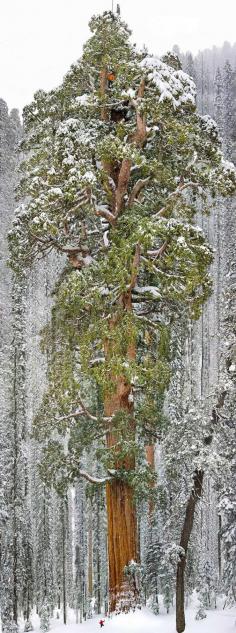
(0, 101), (24, 633)
(9, 11), (236, 613)
(214, 68), (224, 137)
(223, 61), (234, 159)
(217, 258), (236, 604)
(184, 53), (197, 84)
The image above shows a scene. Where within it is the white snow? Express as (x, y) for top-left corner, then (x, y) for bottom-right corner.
(76, 94), (90, 105)
(134, 285), (161, 299)
(140, 56), (196, 109)
(20, 604), (236, 633)
(103, 230), (110, 247)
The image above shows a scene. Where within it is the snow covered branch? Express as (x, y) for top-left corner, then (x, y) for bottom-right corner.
(78, 470), (112, 485)
(132, 286), (161, 300)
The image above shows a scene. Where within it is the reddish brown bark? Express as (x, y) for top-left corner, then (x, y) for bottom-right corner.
(105, 361), (139, 611)
(115, 159), (132, 217)
(146, 444), (155, 470)
(106, 477), (138, 612)
(104, 289), (139, 612)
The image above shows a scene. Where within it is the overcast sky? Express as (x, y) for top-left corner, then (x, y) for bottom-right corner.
(0, 0), (235, 112)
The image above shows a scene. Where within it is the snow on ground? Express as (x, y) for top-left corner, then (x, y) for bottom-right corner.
(27, 605), (236, 633)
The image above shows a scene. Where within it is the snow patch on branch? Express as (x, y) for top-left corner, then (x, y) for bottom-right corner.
(140, 56), (196, 109)
(133, 285), (161, 299)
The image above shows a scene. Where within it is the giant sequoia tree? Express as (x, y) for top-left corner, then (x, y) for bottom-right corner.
(9, 11), (236, 612)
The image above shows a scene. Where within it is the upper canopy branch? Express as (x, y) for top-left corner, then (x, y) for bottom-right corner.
(130, 77), (147, 147)
(154, 181), (201, 219)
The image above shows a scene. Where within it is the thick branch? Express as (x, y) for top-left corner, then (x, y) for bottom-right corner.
(128, 243), (141, 290)
(95, 205), (116, 226)
(131, 77), (147, 147)
(78, 470), (111, 485)
(128, 177), (151, 207)
(115, 158), (132, 216)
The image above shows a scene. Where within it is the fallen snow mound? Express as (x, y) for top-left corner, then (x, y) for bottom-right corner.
(28, 605), (236, 633)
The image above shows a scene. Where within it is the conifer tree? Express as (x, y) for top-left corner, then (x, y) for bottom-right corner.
(218, 260), (236, 604)
(223, 61), (234, 159)
(9, 11), (236, 612)
(214, 68), (224, 137)
(0, 101), (23, 633)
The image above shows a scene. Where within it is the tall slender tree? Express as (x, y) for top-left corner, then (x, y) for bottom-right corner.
(9, 11), (236, 612)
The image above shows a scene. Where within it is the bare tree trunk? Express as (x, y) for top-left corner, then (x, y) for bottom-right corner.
(218, 514), (222, 583)
(146, 444), (155, 517)
(105, 374), (138, 612)
(88, 504), (93, 599)
(106, 477), (138, 611)
(104, 291), (139, 612)
(61, 501), (67, 625)
(176, 469), (204, 633)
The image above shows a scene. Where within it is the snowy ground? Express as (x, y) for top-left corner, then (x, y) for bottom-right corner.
(26, 604), (236, 633)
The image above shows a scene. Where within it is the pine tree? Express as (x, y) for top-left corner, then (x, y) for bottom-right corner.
(223, 61), (234, 159)
(214, 68), (224, 137)
(0, 101), (23, 633)
(218, 258), (236, 604)
(9, 11), (236, 613)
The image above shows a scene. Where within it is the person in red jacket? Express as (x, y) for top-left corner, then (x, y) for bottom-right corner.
(99, 620), (105, 628)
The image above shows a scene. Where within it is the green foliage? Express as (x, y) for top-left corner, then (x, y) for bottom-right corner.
(9, 11), (236, 495)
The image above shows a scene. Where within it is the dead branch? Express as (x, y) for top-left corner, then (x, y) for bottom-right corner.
(128, 177), (151, 207)
(147, 241), (168, 259)
(95, 205), (116, 226)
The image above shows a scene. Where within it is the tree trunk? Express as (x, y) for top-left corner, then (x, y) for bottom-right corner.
(218, 514), (222, 583)
(61, 501), (67, 625)
(88, 504), (93, 599)
(146, 444), (155, 517)
(176, 469), (204, 633)
(106, 477), (138, 612)
(105, 377), (138, 612)
(105, 294), (139, 612)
